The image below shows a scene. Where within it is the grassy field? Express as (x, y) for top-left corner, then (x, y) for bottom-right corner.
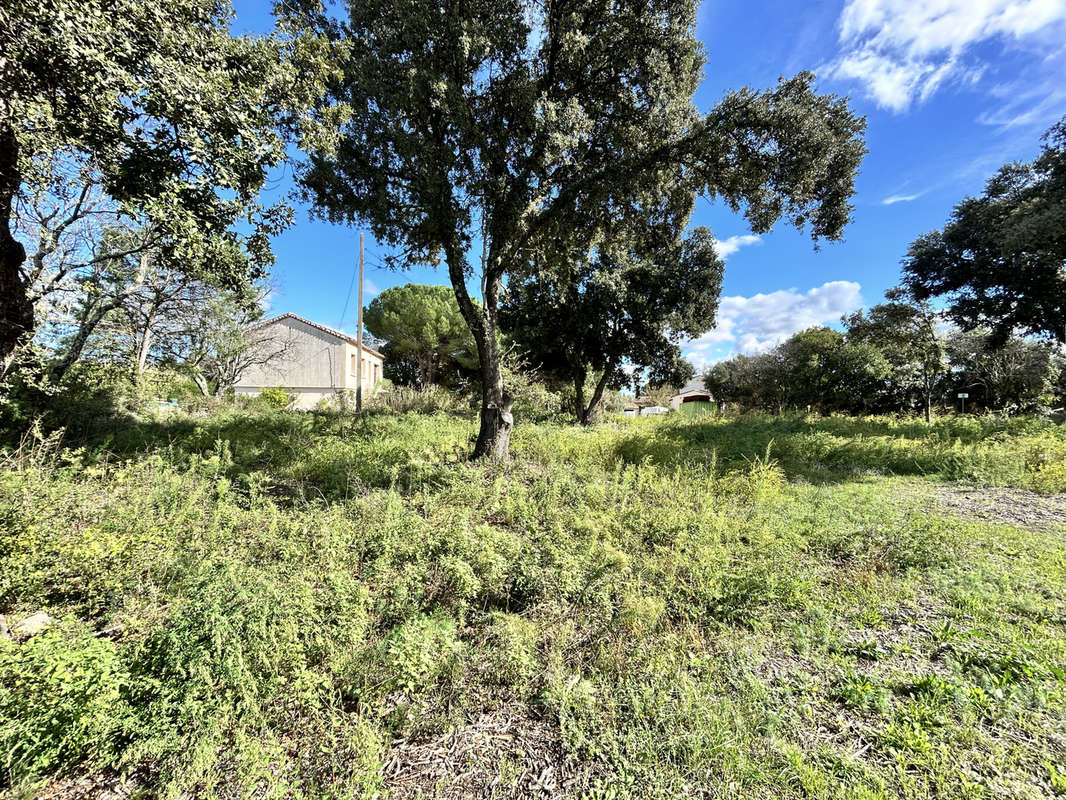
(2, 409), (1066, 799)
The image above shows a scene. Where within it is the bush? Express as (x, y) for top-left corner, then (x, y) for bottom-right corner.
(0, 621), (129, 779)
(366, 383), (466, 414)
(257, 386), (293, 410)
(501, 356), (569, 422)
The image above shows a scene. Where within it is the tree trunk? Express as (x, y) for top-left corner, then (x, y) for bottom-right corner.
(51, 296), (126, 382)
(0, 121), (33, 375)
(575, 367), (611, 426)
(573, 369), (588, 425)
(191, 370), (211, 397)
(471, 302), (512, 460)
(923, 367), (932, 423)
(135, 312), (155, 378)
(444, 242), (511, 461)
(584, 369), (611, 425)
(52, 251), (151, 382)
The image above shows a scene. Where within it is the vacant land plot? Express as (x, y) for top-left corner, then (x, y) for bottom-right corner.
(2, 411), (1066, 799)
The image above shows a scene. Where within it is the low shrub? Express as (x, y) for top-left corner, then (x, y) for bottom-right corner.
(365, 383), (467, 414)
(1, 408), (1064, 797)
(257, 386), (293, 410)
(0, 621), (129, 778)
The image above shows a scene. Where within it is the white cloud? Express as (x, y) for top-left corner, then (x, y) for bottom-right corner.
(826, 0), (1066, 112)
(882, 192), (923, 204)
(363, 278), (381, 298)
(712, 234), (761, 260)
(682, 281), (863, 369)
(976, 46), (1066, 129)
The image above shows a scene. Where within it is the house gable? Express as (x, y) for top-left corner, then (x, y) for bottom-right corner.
(235, 313), (386, 400)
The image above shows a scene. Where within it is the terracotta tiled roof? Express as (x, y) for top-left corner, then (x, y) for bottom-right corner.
(249, 313), (385, 359)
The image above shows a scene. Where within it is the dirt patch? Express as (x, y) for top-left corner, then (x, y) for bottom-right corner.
(933, 485), (1066, 532)
(30, 772), (140, 800)
(381, 709), (597, 799)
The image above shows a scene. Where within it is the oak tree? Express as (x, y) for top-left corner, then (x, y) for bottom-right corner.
(844, 289), (945, 421)
(903, 115), (1066, 345)
(0, 0), (331, 373)
(945, 329), (1060, 413)
(500, 227), (723, 425)
(299, 0), (866, 458)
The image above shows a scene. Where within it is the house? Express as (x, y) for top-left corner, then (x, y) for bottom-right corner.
(670, 378), (715, 416)
(234, 313), (385, 410)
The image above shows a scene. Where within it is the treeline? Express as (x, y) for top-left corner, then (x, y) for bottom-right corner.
(705, 294), (1063, 417)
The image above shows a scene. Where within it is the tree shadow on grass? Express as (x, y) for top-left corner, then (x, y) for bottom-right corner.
(63, 409), (477, 503)
(43, 409), (1049, 500)
(609, 414), (994, 485)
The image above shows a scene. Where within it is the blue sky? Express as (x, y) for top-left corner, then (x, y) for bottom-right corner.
(233, 0), (1066, 369)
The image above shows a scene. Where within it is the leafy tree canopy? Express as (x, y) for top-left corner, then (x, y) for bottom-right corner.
(945, 328), (1060, 413)
(703, 352), (785, 410)
(363, 283), (477, 388)
(704, 326), (890, 414)
(0, 0), (334, 370)
(903, 115), (1066, 345)
(501, 227), (721, 424)
(775, 327), (890, 413)
(297, 0), (866, 458)
(844, 289), (945, 420)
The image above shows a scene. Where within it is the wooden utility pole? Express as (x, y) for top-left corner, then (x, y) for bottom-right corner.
(356, 232), (364, 412)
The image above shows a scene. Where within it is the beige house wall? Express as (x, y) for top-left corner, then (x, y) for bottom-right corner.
(234, 316), (384, 409)
(341, 341), (385, 395)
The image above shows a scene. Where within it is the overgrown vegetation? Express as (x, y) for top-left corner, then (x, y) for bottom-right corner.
(2, 407), (1065, 798)
(705, 316), (1063, 418)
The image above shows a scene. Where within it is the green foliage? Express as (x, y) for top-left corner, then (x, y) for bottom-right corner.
(0, 621), (129, 778)
(299, 0), (864, 456)
(1, 408), (1065, 797)
(257, 386), (292, 410)
(500, 227), (722, 423)
(945, 328), (1061, 413)
(833, 669), (887, 712)
(364, 284), (477, 388)
(365, 383), (467, 415)
(500, 354), (570, 423)
(844, 291), (946, 418)
(903, 114), (1066, 344)
(481, 612), (538, 691)
(1, 0), (335, 363)
(600, 411), (1066, 492)
(376, 615), (463, 695)
(706, 315), (1064, 416)
(704, 326), (893, 414)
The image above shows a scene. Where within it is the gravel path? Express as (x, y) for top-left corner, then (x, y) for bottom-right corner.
(933, 485), (1066, 532)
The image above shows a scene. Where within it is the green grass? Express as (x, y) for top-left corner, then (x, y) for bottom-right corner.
(1, 409), (1065, 798)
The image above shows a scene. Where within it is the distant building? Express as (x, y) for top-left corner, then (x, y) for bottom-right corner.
(670, 378), (715, 416)
(622, 397), (671, 417)
(234, 313), (384, 410)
